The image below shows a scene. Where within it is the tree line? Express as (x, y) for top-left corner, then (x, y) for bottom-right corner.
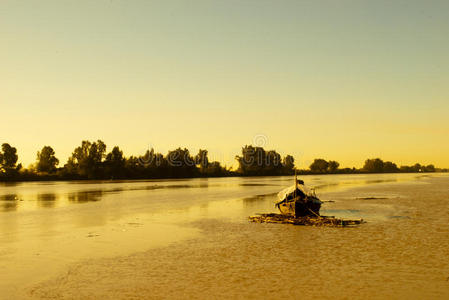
(306, 158), (443, 174)
(0, 141), (295, 181)
(0, 141), (446, 181)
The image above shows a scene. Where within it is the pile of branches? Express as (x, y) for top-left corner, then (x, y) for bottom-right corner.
(249, 213), (364, 227)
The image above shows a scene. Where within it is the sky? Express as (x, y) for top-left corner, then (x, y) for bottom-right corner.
(1, 0), (449, 169)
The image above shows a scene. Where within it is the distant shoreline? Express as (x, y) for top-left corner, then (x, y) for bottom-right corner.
(1, 170), (446, 184)
(1, 141), (446, 183)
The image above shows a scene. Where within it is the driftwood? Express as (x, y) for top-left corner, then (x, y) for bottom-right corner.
(249, 213), (364, 227)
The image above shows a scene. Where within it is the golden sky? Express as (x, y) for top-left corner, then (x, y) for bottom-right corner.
(1, 0), (449, 168)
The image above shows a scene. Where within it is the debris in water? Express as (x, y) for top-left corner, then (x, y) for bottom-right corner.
(127, 222), (143, 226)
(249, 213), (364, 227)
(87, 232), (100, 238)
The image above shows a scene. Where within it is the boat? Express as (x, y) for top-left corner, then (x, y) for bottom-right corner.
(275, 174), (322, 217)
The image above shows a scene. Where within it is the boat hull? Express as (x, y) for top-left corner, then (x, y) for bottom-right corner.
(278, 197), (321, 217)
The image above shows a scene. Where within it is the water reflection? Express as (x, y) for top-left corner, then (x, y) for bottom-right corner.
(0, 182), (21, 187)
(38, 183), (216, 206)
(364, 179), (397, 184)
(356, 196), (389, 200)
(321, 208), (362, 218)
(239, 183), (276, 187)
(314, 183), (340, 190)
(68, 190), (104, 203)
(388, 215), (411, 219)
(0, 194), (19, 212)
(102, 187), (125, 194)
(310, 177), (399, 193)
(110, 183), (211, 193)
(37, 194), (58, 208)
(242, 193), (277, 208)
(144, 184), (192, 190)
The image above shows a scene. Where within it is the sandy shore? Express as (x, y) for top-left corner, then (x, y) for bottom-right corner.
(27, 175), (449, 299)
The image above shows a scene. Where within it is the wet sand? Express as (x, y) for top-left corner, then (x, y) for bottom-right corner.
(23, 174), (449, 299)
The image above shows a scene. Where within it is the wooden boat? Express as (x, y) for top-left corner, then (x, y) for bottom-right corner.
(275, 174), (322, 217)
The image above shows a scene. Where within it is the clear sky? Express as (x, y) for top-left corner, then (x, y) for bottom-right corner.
(1, 0), (449, 169)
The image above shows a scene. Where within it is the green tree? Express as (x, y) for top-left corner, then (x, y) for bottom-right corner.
(36, 146), (59, 173)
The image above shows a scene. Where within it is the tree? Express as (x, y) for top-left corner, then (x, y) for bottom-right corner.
(235, 146), (294, 176)
(124, 155), (145, 178)
(104, 146), (126, 178)
(283, 155), (295, 173)
(198, 161), (226, 177)
(0, 143), (19, 173)
(67, 140), (107, 178)
(167, 148), (195, 167)
(195, 149), (209, 172)
(235, 146), (266, 175)
(413, 163), (422, 172)
(383, 161), (399, 173)
(166, 148), (197, 177)
(266, 150), (281, 167)
(36, 146), (59, 173)
(235, 146), (275, 175)
(309, 159), (329, 174)
(363, 158), (384, 173)
(205, 161), (225, 176)
(423, 164), (436, 172)
(265, 150), (282, 174)
(327, 160), (340, 173)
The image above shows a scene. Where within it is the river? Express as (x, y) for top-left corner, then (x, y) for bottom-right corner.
(1, 173), (448, 299)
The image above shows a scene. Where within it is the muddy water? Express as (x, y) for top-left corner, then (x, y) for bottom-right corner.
(1, 174), (448, 299)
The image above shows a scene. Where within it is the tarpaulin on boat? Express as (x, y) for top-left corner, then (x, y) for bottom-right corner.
(276, 184), (311, 201)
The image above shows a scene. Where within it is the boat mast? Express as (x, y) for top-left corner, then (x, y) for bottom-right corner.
(294, 169), (297, 199)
